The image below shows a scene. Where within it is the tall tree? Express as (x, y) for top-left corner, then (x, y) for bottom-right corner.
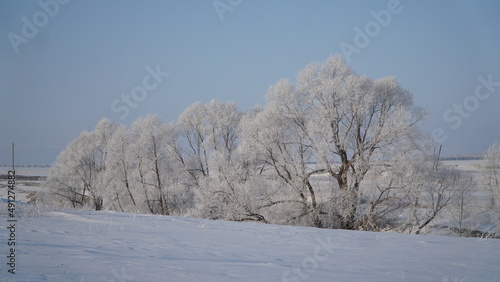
(45, 118), (118, 210)
(130, 115), (171, 215)
(242, 55), (426, 229)
(104, 125), (137, 212)
(170, 100), (248, 220)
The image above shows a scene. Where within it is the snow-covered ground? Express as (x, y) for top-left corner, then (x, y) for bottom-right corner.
(1, 209), (499, 281)
(1, 161), (499, 281)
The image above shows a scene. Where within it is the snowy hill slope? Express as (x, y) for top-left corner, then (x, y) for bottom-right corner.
(1, 211), (499, 281)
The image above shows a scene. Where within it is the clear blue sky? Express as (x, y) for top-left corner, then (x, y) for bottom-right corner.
(1, 0), (499, 165)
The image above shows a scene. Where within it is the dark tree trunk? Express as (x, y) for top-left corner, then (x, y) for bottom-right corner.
(94, 196), (103, 211)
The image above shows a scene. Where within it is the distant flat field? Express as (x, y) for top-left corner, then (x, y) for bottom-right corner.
(0, 167), (50, 177)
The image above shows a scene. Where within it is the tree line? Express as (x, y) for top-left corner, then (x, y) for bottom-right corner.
(40, 55), (500, 234)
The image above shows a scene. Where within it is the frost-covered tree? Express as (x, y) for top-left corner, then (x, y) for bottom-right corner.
(168, 100), (255, 220)
(104, 124), (137, 212)
(399, 157), (470, 234)
(130, 115), (172, 215)
(91, 118), (119, 210)
(173, 100), (240, 172)
(358, 150), (413, 231)
(241, 55), (426, 229)
(450, 175), (474, 237)
(45, 118), (118, 210)
(45, 144), (89, 208)
(240, 86), (326, 227)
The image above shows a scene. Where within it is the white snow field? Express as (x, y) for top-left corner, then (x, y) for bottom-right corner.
(1, 210), (499, 282)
